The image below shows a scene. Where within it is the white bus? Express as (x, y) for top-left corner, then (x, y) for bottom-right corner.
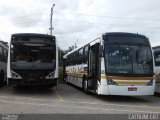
(152, 46), (160, 94)
(63, 32), (155, 96)
(7, 33), (58, 88)
(0, 41), (8, 86)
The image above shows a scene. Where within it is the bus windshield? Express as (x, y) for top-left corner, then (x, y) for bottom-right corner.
(11, 37), (56, 69)
(104, 43), (153, 76)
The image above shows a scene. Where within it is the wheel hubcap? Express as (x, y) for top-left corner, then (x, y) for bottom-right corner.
(84, 81), (87, 91)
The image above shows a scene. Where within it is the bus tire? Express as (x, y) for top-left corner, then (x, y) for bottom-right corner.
(154, 92), (160, 97)
(0, 71), (4, 86)
(83, 78), (89, 94)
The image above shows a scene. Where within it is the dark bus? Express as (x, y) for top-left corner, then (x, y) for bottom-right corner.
(0, 41), (8, 86)
(7, 33), (58, 88)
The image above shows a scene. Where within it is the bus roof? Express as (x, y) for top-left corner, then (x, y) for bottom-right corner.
(103, 32), (147, 38)
(63, 37), (101, 58)
(103, 32), (148, 39)
(63, 32), (148, 59)
(11, 33), (55, 39)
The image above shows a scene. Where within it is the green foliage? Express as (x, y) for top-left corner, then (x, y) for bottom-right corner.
(58, 45), (77, 83)
(58, 45), (77, 66)
(58, 66), (65, 84)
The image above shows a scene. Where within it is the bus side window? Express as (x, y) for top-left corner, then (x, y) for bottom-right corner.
(73, 53), (76, 65)
(155, 51), (160, 66)
(66, 57), (68, 66)
(76, 49), (79, 64)
(84, 45), (89, 56)
(79, 48), (83, 56)
(69, 55), (71, 66)
(75, 51), (78, 58)
(83, 45), (89, 63)
(70, 53), (73, 65)
(77, 49), (80, 64)
(78, 48), (83, 64)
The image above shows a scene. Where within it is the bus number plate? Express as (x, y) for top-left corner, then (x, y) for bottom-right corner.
(128, 87), (137, 91)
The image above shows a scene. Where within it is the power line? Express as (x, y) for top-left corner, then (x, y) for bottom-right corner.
(53, 11), (160, 22)
(0, 10), (159, 29)
(0, 17), (160, 30)
(0, 10), (160, 24)
(51, 18), (160, 30)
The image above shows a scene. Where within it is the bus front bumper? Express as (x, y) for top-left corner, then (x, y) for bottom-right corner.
(99, 85), (155, 96)
(8, 78), (58, 86)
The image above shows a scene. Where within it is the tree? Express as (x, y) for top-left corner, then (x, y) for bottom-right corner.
(58, 47), (65, 66)
(65, 45), (77, 53)
(58, 45), (77, 66)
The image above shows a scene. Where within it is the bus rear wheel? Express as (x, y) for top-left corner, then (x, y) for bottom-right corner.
(83, 78), (89, 94)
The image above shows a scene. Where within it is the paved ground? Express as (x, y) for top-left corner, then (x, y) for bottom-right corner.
(0, 84), (159, 114)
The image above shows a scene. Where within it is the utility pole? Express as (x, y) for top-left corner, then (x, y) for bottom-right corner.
(49, 4), (55, 35)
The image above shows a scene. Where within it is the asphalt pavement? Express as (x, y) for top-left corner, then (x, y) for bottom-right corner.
(0, 84), (159, 114)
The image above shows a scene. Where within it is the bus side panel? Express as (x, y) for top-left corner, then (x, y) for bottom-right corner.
(54, 40), (58, 80)
(97, 58), (110, 95)
(7, 42), (11, 79)
(155, 66), (160, 93)
(62, 59), (66, 81)
(66, 64), (85, 88)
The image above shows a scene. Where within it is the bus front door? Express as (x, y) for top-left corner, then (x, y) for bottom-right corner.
(88, 43), (100, 91)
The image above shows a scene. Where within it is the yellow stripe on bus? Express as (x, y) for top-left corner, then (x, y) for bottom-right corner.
(101, 76), (106, 79)
(100, 75), (154, 80)
(66, 72), (87, 78)
(116, 81), (148, 85)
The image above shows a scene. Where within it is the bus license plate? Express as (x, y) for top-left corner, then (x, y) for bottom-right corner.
(128, 87), (137, 91)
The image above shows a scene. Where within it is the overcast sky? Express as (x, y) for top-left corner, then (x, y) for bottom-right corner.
(0, 0), (160, 50)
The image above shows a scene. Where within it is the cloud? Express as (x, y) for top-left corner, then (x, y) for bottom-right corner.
(0, 0), (51, 28)
(54, 0), (79, 11)
(0, 0), (159, 49)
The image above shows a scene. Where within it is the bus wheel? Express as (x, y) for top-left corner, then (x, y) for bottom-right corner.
(154, 92), (160, 97)
(0, 71), (4, 86)
(83, 78), (89, 94)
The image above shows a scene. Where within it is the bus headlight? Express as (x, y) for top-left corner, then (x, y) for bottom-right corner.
(107, 78), (118, 85)
(146, 80), (153, 86)
(45, 71), (55, 79)
(11, 70), (22, 79)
